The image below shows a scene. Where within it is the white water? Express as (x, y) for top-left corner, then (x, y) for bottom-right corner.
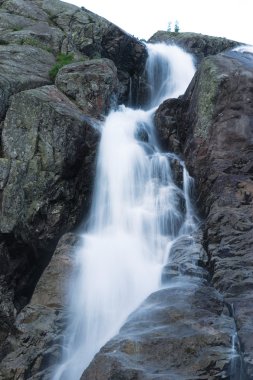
(52, 43), (196, 380)
(146, 43), (195, 108)
(233, 44), (253, 54)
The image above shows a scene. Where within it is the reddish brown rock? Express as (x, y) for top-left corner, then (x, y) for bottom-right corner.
(155, 49), (253, 378)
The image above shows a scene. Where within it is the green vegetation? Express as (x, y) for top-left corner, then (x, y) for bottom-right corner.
(167, 21), (180, 33)
(174, 20), (180, 33)
(49, 53), (75, 81)
(167, 22), (172, 32)
(19, 37), (52, 53)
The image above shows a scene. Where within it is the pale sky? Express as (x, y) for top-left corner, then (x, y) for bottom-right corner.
(67, 0), (253, 45)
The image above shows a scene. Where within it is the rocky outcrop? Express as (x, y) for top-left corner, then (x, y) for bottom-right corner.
(0, 84), (99, 328)
(0, 233), (79, 380)
(0, 0), (147, 104)
(155, 48), (253, 378)
(55, 58), (120, 118)
(1, 85), (99, 251)
(0, 45), (55, 121)
(149, 31), (240, 64)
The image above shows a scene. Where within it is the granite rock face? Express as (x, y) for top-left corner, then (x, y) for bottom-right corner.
(0, 45), (55, 121)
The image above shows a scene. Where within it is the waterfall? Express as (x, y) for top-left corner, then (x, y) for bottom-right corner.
(52, 43), (196, 380)
(146, 43), (195, 108)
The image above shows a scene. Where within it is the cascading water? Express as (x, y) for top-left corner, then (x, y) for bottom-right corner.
(52, 43), (196, 380)
(146, 43), (196, 108)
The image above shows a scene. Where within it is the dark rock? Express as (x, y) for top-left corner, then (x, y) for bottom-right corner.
(81, 231), (236, 380)
(82, 282), (234, 380)
(154, 97), (188, 154)
(157, 49), (253, 377)
(0, 233), (79, 380)
(1, 85), (99, 253)
(101, 25), (147, 103)
(162, 234), (209, 283)
(56, 58), (120, 118)
(149, 31), (240, 65)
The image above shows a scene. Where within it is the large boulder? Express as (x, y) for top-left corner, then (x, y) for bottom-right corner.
(1, 85), (99, 252)
(55, 58), (120, 118)
(155, 49), (253, 377)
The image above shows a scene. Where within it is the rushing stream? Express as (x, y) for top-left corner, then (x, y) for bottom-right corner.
(52, 43), (196, 380)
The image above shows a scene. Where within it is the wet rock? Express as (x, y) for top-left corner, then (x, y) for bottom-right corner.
(162, 235), (209, 283)
(134, 122), (149, 143)
(154, 97), (188, 154)
(56, 58), (120, 118)
(82, 282), (234, 380)
(101, 25), (147, 103)
(81, 231), (235, 380)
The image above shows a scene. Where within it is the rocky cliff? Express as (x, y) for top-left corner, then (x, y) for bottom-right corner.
(0, 1), (253, 380)
(0, 0), (147, 377)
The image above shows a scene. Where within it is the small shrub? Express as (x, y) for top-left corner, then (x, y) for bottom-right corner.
(49, 53), (74, 81)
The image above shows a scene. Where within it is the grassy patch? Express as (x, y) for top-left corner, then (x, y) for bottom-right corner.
(49, 53), (74, 81)
(19, 37), (52, 53)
